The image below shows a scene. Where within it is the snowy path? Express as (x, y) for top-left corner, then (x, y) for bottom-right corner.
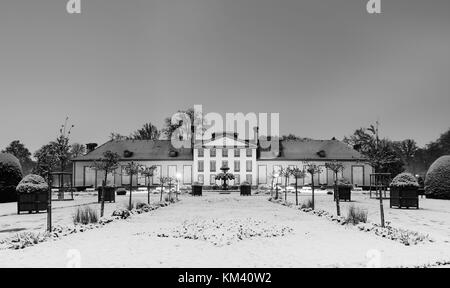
(0, 194), (449, 267)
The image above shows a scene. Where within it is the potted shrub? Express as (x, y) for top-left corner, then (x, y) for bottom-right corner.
(97, 186), (116, 203)
(335, 178), (353, 202)
(390, 172), (419, 209)
(240, 181), (251, 196)
(116, 187), (127, 195)
(16, 174), (49, 214)
(192, 182), (203, 196)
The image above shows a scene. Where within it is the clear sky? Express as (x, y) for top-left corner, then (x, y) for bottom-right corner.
(1, 0), (449, 154)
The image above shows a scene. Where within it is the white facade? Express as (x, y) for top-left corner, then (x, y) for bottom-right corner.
(193, 136), (257, 185)
(74, 160), (193, 188)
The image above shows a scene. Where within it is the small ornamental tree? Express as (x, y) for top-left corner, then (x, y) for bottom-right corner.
(159, 176), (168, 202)
(123, 162), (142, 210)
(140, 165), (157, 204)
(91, 151), (120, 217)
(290, 167), (306, 205)
(325, 161), (345, 216)
(280, 167), (292, 202)
(305, 162), (322, 210)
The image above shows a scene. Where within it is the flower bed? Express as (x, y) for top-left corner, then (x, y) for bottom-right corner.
(153, 217), (293, 246)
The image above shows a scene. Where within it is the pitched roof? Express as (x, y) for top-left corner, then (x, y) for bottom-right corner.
(74, 140), (193, 161)
(259, 139), (365, 161)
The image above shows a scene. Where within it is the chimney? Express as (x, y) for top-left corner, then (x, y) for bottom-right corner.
(253, 126), (259, 145)
(86, 143), (98, 153)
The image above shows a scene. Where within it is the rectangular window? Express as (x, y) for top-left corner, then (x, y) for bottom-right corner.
(210, 148), (216, 157)
(222, 149), (228, 157)
(234, 160), (240, 172)
(246, 149), (252, 157)
(198, 160), (204, 172)
(234, 174), (240, 185)
(198, 148), (204, 157)
(246, 160), (252, 172)
(246, 174), (252, 184)
(210, 160), (216, 172)
(210, 174), (216, 185)
(198, 174), (204, 184)
(222, 160), (228, 168)
(234, 149), (240, 157)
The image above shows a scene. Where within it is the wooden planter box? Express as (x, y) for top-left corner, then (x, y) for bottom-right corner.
(98, 187), (116, 203)
(390, 186), (419, 209)
(17, 191), (48, 214)
(192, 185), (203, 196)
(240, 185), (251, 196)
(335, 186), (352, 202)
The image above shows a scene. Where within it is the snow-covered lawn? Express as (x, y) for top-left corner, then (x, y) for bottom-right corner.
(280, 191), (450, 242)
(0, 193), (449, 267)
(0, 191), (169, 241)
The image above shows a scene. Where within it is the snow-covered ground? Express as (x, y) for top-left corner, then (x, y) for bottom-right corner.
(0, 193), (449, 267)
(280, 191), (450, 242)
(0, 191), (169, 241)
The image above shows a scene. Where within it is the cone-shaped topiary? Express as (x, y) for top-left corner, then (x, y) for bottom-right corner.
(0, 153), (23, 203)
(391, 172), (419, 188)
(16, 174), (48, 194)
(425, 156), (450, 199)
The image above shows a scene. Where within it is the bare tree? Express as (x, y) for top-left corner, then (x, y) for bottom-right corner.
(325, 161), (345, 216)
(132, 123), (161, 140)
(304, 162), (322, 210)
(280, 167), (292, 202)
(159, 176), (170, 202)
(91, 151), (120, 217)
(290, 167), (306, 206)
(123, 162), (142, 210)
(140, 165), (157, 204)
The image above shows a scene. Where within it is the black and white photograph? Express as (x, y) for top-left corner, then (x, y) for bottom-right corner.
(1, 0), (450, 271)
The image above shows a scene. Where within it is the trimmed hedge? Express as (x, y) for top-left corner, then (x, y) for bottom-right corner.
(391, 172), (419, 188)
(337, 178), (353, 188)
(0, 153), (22, 186)
(16, 174), (48, 194)
(425, 156), (450, 199)
(0, 153), (23, 203)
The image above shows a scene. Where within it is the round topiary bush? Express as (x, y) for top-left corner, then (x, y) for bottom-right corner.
(337, 178), (353, 188)
(390, 172), (419, 188)
(425, 156), (450, 199)
(0, 153), (23, 203)
(0, 153), (23, 185)
(16, 174), (48, 194)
